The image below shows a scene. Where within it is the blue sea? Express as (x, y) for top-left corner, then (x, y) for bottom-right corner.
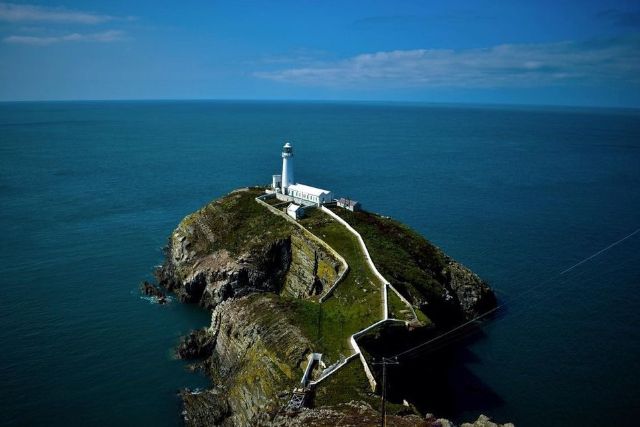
(1, 101), (639, 426)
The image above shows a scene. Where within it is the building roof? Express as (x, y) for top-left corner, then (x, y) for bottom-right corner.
(287, 203), (302, 212)
(338, 198), (359, 207)
(288, 183), (332, 196)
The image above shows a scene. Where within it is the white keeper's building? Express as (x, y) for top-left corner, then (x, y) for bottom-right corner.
(287, 184), (333, 206)
(269, 142), (333, 207)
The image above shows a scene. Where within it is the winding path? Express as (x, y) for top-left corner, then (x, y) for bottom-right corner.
(256, 195), (416, 391)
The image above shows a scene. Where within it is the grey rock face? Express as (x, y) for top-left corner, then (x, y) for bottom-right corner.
(180, 388), (232, 427)
(267, 402), (513, 427)
(159, 212), (341, 311)
(160, 237), (293, 309)
(282, 233), (340, 298)
(179, 296), (313, 427)
(444, 257), (497, 319)
(177, 328), (215, 359)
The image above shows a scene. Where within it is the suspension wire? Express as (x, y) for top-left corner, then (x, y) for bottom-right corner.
(396, 254), (640, 362)
(559, 228), (640, 275)
(394, 306), (499, 360)
(492, 227), (640, 309)
(393, 226), (640, 361)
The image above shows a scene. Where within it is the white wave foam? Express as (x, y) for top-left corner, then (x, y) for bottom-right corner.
(139, 295), (174, 304)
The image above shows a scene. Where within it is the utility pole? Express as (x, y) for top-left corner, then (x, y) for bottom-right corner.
(373, 356), (399, 427)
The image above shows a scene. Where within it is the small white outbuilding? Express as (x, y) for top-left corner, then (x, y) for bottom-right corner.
(287, 203), (305, 220)
(272, 174), (282, 191)
(337, 198), (361, 212)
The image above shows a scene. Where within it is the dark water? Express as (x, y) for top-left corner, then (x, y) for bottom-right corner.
(1, 101), (639, 426)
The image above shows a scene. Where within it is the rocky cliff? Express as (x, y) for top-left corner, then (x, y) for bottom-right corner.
(156, 189), (342, 310)
(180, 295), (314, 426)
(152, 187), (501, 426)
(267, 403), (513, 427)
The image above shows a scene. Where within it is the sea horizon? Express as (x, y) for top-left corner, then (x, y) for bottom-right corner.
(2, 98), (639, 113)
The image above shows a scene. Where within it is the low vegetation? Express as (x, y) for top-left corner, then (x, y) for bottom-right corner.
(297, 207), (384, 360)
(313, 356), (413, 417)
(179, 187), (293, 256)
(312, 356), (376, 407)
(328, 206), (449, 311)
(387, 288), (413, 322)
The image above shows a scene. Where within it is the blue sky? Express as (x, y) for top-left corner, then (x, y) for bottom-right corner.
(1, 0), (639, 107)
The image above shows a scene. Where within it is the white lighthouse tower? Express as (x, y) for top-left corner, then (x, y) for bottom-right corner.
(281, 142), (294, 193)
(266, 142), (333, 209)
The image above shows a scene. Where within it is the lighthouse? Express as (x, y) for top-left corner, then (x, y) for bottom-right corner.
(267, 142), (333, 208)
(281, 142), (294, 193)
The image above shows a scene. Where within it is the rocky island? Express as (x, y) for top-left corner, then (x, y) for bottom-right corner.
(146, 185), (509, 426)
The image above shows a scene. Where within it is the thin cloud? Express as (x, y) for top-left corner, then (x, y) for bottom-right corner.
(0, 2), (130, 24)
(4, 30), (126, 45)
(254, 37), (640, 88)
(353, 12), (493, 27)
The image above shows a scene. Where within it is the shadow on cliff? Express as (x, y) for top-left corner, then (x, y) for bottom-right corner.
(359, 313), (507, 420)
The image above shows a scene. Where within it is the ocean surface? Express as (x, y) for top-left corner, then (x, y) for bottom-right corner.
(1, 100), (639, 426)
